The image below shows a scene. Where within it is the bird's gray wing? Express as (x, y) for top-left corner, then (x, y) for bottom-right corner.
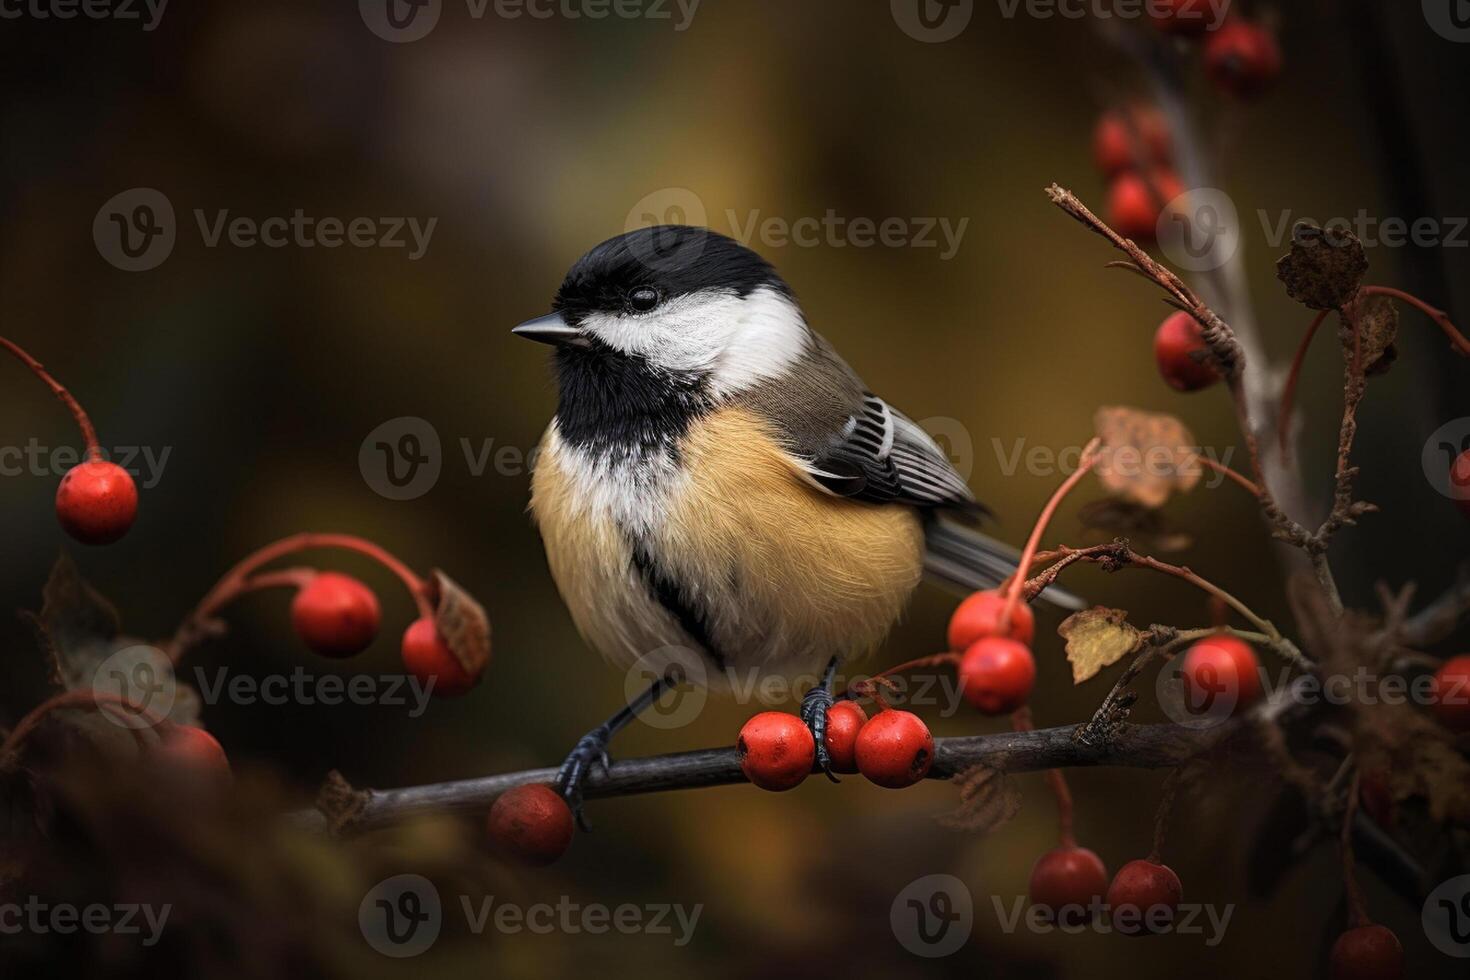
(738, 332), (976, 510)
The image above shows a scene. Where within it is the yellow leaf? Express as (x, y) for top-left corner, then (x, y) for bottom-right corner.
(1058, 606), (1142, 684)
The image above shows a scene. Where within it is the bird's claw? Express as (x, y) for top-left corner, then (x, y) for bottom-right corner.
(555, 728), (613, 831)
(801, 684), (839, 783)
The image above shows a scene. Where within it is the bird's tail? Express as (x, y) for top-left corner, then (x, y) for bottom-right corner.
(922, 516), (1085, 611)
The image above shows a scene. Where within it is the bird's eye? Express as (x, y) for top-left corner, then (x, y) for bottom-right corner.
(627, 287), (660, 313)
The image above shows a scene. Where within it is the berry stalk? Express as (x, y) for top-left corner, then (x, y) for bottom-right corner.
(0, 335), (102, 460)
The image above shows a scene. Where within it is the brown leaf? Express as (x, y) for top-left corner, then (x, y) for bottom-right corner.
(1058, 606), (1142, 684)
(1338, 293), (1398, 376)
(1076, 498), (1193, 553)
(937, 765), (1021, 833)
(429, 569), (492, 677)
(1275, 220), (1368, 311)
(1359, 706), (1470, 826)
(1093, 406), (1202, 509)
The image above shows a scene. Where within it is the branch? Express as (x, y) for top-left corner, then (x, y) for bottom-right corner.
(292, 721), (1231, 835)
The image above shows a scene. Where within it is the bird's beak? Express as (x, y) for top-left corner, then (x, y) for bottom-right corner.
(512, 312), (583, 346)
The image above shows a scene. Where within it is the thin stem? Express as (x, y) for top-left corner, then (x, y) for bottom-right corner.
(841, 653), (959, 702)
(1342, 770), (1370, 928)
(166, 534), (434, 663)
(1149, 766), (1183, 864)
(1276, 309), (1331, 465)
(1013, 708), (1077, 848)
(1001, 437), (1102, 631)
(0, 690), (164, 768)
(1360, 285), (1470, 356)
(1187, 452), (1261, 497)
(0, 335), (102, 459)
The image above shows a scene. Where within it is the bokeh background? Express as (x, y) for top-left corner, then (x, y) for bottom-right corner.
(2, 1), (1469, 977)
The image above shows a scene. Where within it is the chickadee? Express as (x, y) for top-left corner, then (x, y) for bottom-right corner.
(515, 226), (1075, 812)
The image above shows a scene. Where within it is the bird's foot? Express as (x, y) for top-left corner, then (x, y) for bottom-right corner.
(801, 657), (841, 782)
(555, 727), (612, 832)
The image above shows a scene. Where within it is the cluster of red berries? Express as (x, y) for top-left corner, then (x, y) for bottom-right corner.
(1029, 846), (1184, 935)
(1093, 104), (1182, 244)
(737, 704), (934, 791)
(1152, 0), (1282, 99)
(290, 572), (479, 697)
(950, 589), (1037, 715)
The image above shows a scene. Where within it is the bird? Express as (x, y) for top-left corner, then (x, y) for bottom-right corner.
(514, 225), (1076, 821)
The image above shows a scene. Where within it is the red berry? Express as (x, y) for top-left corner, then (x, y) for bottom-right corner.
(1029, 846), (1109, 926)
(1149, 0), (1218, 35)
(401, 617), (480, 697)
(1107, 859), (1183, 935)
(1204, 21), (1282, 99)
(948, 590), (1035, 649)
(824, 700), (868, 774)
(854, 709), (933, 788)
(290, 572), (381, 658)
(487, 784), (575, 866)
(1154, 311), (1221, 392)
(1430, 655), (1470, 733)
(150, 724), (231, 781)
(1178, 635), (1263, 719)
(1329, 924), (1404, 980)
(1092, 106), (1172, 176)
(958, 637), (1036, 715)
(55, 460), (138, 545)
(738, 712), (815, 791)
(1107, 170), (1185, 242)
(1450, 449), (1470, 519)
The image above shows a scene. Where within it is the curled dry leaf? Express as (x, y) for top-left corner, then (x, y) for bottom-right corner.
(938, 765), (1021, 834)
(1339, 292), (1399, 376)
(428, 569), (492, 677)
(1058, 606), (1142, 684)
(1093, 406), (1202, 509)
(1358, 706), (1470, 826)
(1275, 220), (1368, 311)
(1077, 498), (1193, 553)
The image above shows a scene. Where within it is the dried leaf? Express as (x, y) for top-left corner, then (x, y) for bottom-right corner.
(1275, 220), (1368, 311)
(429, 569), (492, 676)
(938, 766), (1021, 833)
(1338, 293), (1398, 376)
(1058, 606), (1141, 684)
(1093, 407), (1202, 509)
(1359, 706), (1470, 826)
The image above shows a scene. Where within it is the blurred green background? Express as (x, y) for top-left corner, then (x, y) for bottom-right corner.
(2, 1), (1469, 977)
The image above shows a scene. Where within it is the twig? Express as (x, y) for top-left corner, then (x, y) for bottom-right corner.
(0, 335), (102, 460)
(1000, 436), (1102, 631)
